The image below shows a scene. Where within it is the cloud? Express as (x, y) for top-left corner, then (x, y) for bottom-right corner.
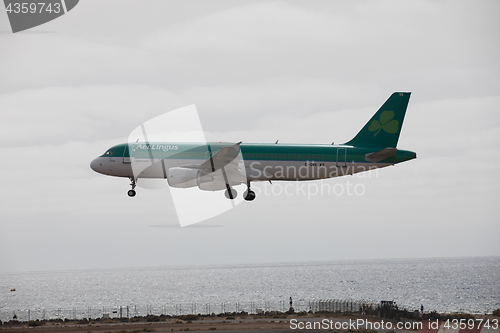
(1, 1), (498, 95)
(1, 0), (499, 271)
(0, 86), (186, 146)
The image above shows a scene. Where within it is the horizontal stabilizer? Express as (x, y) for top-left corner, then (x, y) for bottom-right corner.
(365, 148), (397, 163)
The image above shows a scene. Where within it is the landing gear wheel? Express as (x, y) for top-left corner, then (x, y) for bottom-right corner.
(224, 188), (237, 200)
(128, 177), (137, 197)
(244, 190), (256, 201)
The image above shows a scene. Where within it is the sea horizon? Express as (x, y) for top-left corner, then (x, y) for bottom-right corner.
(1, 255), (498, 322)
(1, 254), (498, 274)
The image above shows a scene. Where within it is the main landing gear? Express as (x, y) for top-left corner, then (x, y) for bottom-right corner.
(243, 181), (255, 201)
(127, 178), (137, 197)
(224, 188), (237, 199)
(224, 182), (256, 201)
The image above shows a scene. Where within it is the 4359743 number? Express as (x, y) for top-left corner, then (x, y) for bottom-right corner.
(5, 2), (62, 14)
(444, 318), (498, 330)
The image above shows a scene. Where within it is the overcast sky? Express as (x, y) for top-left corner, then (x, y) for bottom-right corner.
(0, 0), (499, 272)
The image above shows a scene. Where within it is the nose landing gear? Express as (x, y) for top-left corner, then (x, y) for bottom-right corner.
(128, 178), (137, 197)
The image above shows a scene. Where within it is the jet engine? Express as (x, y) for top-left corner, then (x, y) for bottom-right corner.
(166, 167), (199, 188)
(196, 169), (247, 191)
(196, 170), (227, 191)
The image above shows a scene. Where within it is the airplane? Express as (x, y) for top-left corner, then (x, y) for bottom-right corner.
(90, 92), (416, 201)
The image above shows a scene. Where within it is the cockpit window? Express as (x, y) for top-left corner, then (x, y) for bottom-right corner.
(104, 150), (114, 156)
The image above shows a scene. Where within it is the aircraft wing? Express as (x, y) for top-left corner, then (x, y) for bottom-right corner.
(181, 142), (242, 172)
(175, 142), (246, 192)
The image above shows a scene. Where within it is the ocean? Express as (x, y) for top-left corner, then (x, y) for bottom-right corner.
(0, 256), (498, 321)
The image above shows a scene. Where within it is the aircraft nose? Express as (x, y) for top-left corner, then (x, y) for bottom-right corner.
(90, 158), (101, 173)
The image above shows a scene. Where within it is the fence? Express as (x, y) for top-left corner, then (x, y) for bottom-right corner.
(0, 299), (367, 322)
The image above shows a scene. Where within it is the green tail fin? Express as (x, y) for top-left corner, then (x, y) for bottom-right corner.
(344, 92), (411, 148)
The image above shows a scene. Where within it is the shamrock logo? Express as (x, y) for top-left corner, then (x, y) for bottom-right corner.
(368, 111), (399, 137)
